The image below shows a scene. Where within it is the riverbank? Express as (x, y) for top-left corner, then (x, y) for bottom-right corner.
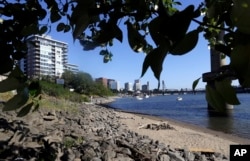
(1, 99), (248, 160)
(95, 96), (250, 157)
(114, 110), (250, 158)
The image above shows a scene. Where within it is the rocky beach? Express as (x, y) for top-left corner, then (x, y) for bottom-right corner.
(1, 98), (250, 161)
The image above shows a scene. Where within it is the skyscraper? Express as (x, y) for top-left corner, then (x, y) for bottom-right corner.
(19, 35), (68, 78)
(133, 79), (141, 91)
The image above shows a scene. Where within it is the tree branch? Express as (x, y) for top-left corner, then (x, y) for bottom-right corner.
(192, 18), (233, 33)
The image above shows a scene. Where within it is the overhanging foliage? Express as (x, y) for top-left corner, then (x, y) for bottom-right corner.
(1, 0), (250, 114)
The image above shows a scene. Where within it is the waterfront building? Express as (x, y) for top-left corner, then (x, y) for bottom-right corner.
(65, 63), (79, 73)
(133, 79), (141, 91)
(96, 77), (108, 87)
(141, 84), (148, 92)
(124, 82), (133, 91)
(108, 79), (120, 91)
(19, 35), (68, 78)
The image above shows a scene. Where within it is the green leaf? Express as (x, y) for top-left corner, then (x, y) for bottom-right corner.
(39, 26), (48, 35)
(72, 5), (90, 40)
(0, 57), (13, 74)
(9, 66), (25, 78)
(12, 51), (27, 60)
(205, 85), (226, 112)
(17, 102), (33, 117)
(215, 79), (240, 105)
(141, 46), (169, 81)
(148, 17), (166, 46)
(192, 77), (201, 91)
(170, 29), (199, 55)
(56, 23), (65, 32)
(50, 11), (61, 23)
(64, 25), (71, 33)
(162, 5), (194, 43)
(0, 78), (22, 93)
(3, 88), (29, 111)
(114, 25), (123, 43)
(21, 24), (39, 36)
(28, 81), (41, 97)
(32, 103), (40, 112)
(94, 21), (122, 44)
(230, 43), (250, 86)
(80, 40), (98, 51)
(127, 21), (147, 52)
(102, 51), (113, 63)
(0, 67), (25, 93)
(100, 50), (108, 55)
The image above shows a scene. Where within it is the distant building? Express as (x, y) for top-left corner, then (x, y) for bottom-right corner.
(108, 79), (120, 90)
(19, 35), (68, 78)
(96, 77), (108, 87)
(65, 63), (79, 73)
(133, 79), (141, 91)
(141, 81), (150, 91)
(124, 82), (133, 91)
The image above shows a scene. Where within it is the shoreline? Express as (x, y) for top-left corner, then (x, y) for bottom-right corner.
(1, 98), (249, 160)
(98, 101), (250, 158)
(112, 109), (250, 158)
(118, 110), (250, 144)
(100, 102), (250, 143)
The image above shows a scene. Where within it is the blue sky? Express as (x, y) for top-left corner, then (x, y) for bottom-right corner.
(49, 0), (234, 90)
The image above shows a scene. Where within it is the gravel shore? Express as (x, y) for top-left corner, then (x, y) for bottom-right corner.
(1, 100), (249, 160)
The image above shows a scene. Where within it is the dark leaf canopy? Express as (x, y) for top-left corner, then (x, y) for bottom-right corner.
(1, 0), (250, 114)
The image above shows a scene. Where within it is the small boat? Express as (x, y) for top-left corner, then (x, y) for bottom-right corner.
(176, 96), (183, 101)
(144, 94), (149, 98)
(135, 96), (143, 100)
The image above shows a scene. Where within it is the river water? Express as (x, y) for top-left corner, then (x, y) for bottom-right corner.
(106, 93), (250, 139)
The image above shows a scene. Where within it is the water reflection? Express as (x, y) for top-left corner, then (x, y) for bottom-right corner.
(207, 109), (234, 134)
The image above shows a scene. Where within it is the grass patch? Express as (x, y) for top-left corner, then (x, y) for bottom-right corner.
(39, 95), (80, 113)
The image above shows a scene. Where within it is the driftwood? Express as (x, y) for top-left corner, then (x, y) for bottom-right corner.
(138, 122), (175, 130)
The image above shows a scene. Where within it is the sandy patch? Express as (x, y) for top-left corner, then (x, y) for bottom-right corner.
(115, 111), (250, 158)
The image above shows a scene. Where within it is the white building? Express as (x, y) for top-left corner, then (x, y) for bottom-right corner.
(19, 35), (68, 78)
(65, 63), (79, 73)
(133, 79), (141, 91)
(124, 82), (133, 91)
(109, 80), (120, 91)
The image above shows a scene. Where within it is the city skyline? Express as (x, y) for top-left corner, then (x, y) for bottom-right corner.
(45, 0), (210, 90)
(43, 0), (240, 89)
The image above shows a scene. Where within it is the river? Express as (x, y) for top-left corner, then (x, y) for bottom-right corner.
(106, 93), (250, 139)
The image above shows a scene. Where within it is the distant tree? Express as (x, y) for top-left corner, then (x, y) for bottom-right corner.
(62, 70), (94, 94)
(90, 82), (114, 96)
(73, 72), (94, 94)
(0, 0), (250, 114)
(61, 70), (76, 88)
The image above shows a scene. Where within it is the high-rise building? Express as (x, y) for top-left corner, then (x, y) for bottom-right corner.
(108, 79), (120, 90)
(95, 77), (108, 87)
(19, 35), (68, 78)
(124, 82), (133, 91)
(65, 63), (79, 74)
(133, 79), (141, 91)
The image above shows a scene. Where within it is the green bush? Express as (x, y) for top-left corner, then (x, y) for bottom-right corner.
(39, 80), (90, 103)
(40, 81), (67, 98)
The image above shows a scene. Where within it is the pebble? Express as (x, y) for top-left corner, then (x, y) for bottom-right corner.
(0, 103), (228, 160)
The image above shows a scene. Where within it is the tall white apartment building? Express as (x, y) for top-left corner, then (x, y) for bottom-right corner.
(19, 35), (68, 78)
